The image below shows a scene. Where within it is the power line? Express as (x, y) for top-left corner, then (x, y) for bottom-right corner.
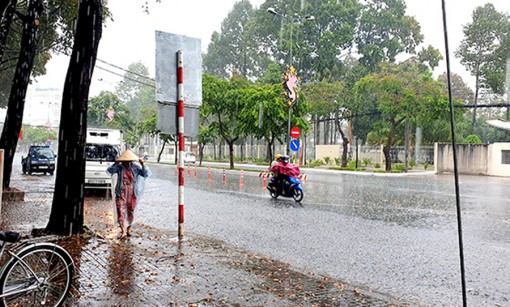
(95, 65), (156, 88)
(96, 58), (155, 82)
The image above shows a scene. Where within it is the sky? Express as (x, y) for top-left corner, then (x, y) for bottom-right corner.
(30, 0), (510, 96)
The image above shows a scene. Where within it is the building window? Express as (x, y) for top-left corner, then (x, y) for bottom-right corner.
(502, 150), (510, 164)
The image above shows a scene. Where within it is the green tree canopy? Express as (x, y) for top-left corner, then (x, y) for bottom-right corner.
(455, 3), (510, 126)
(355, 0), (423, 71)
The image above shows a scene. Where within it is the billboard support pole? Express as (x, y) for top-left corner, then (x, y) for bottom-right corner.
(177, 50), (185, 240)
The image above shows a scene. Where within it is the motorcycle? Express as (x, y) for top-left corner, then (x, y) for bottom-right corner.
(267, 176), (304, 202)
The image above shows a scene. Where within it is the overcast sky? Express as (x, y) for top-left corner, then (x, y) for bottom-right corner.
(31, 0), (510, 96)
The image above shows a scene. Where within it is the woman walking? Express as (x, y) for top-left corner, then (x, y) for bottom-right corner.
(107, 149), (151, 239)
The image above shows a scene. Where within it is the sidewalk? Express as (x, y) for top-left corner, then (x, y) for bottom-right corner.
(1, 171), (408, 306)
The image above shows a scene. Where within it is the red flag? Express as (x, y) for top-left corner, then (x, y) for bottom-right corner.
(18, 127), (23, 140)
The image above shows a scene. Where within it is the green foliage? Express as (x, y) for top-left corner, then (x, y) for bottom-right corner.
(463, 134), (483, 144)
(0, 0), (81, 107)
(334, 157), (341, 166)
(455, 3), (510, 96)
(423, 162), (430, 170)
(249, 0), (362, 82)
(354, 61), (450, 170)
(355, 0), (423, 70)
(114, 62), (156, 121)
(363, 158), (371, 167)
(374, 163), (381, 169)
(306, 159), (325, 167)
(19, 126), (58, 148)
(323, 156), (331, 165)
(390, 165), (406, 173)
(203, 1), (260, 79)
(409, 159), (416, 169)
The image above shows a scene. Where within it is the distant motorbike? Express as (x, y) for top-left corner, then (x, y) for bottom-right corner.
(267, 176), (304, 202)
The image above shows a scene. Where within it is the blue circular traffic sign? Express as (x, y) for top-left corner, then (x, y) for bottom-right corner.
(290, 139), (300, 152)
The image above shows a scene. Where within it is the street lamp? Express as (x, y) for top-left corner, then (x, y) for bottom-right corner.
(267, 7), (314, 155)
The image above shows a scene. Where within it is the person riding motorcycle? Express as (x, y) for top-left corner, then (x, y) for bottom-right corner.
(270, 153), (283, 168)
(269, 155), (296, 194)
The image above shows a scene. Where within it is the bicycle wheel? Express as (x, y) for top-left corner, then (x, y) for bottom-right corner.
(0, 243), (74, 307)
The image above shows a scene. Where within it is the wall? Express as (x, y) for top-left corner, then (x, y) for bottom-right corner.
(315, 145), (341, 164)
(434, 143), (509, 176)
(435, 143), (488, 175)
(488, 143), (510, 177)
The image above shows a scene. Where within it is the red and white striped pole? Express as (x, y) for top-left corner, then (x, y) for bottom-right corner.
(177, 50), (185, 240)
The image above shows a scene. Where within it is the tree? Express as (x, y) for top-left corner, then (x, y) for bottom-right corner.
(302, 80), (350, 166)
(46, 0), (103, 235)
(249, 63), (310, 160)
(249, 0), (362, 82)
(417, 45), (443, 72)
(203, 0), (258, 79)
(88, 91), (131, 128)
(355, 0), (423, 71)
(455, 3), (510, 127)
(202, 73), (250, 169)
(0, 0), (81, 107)
(114, 62), (155, 120)
(0, 0), (44, 189)
(354, 62), (449, 171)
(18, 125), (58, 150)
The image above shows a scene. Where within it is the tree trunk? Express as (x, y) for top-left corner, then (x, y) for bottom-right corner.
(334, 112), (348, 167)
(383, 142), (391, 171)
(198, 142), (204, 166)
(404, 121), (410, 172)
(228, 140), (235, 169)
(46, 0), (102, 235)
(0, 0), (44, 189)
(472, 73), (480, 128)
(383, 121), (397, 172)
(157, 140), (167, 163)
(0, 0), (17, 63)
(266, 135), (275, 162)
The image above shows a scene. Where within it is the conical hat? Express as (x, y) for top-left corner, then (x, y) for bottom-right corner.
(116, 149), (139, 162)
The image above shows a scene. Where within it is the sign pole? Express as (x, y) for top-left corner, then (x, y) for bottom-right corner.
(177, 50), (185, 240)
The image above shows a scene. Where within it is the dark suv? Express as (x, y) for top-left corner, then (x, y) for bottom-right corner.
(21, 146), (56, 175)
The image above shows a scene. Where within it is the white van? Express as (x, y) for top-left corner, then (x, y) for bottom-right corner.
(84, 128), (123, 195)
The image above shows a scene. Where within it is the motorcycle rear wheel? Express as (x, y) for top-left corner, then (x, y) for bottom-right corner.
(292, 189), (304, 202)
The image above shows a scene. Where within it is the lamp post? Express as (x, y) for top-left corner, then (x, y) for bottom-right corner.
(267, 7), (314, 155)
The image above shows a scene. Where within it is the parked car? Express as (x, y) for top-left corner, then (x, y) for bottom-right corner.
(183, 151), (196, 164)
(21, 145), (56, 175)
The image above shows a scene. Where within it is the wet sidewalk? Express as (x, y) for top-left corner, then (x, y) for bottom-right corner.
(1, 172), (407, 306)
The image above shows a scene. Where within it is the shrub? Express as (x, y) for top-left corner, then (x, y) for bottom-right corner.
(423, 162), (430, 170)
(323, 156), (331, 165)
(363, 158), (371, 167)
(393, 164), (406, 172)
(374, 163), (381, 169)
(464, 135), (482, 144)
(334, 157), (341, 166)
(306, 159), (325, 167)
(347, 160), (357, 169)
(409, 159), (416, 169)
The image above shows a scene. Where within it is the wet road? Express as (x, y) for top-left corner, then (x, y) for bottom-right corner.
(140, 163), (510, 306)
(20, 161), (510, 306)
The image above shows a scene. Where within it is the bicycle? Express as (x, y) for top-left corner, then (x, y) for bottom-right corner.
(0, 231), (74, 306)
